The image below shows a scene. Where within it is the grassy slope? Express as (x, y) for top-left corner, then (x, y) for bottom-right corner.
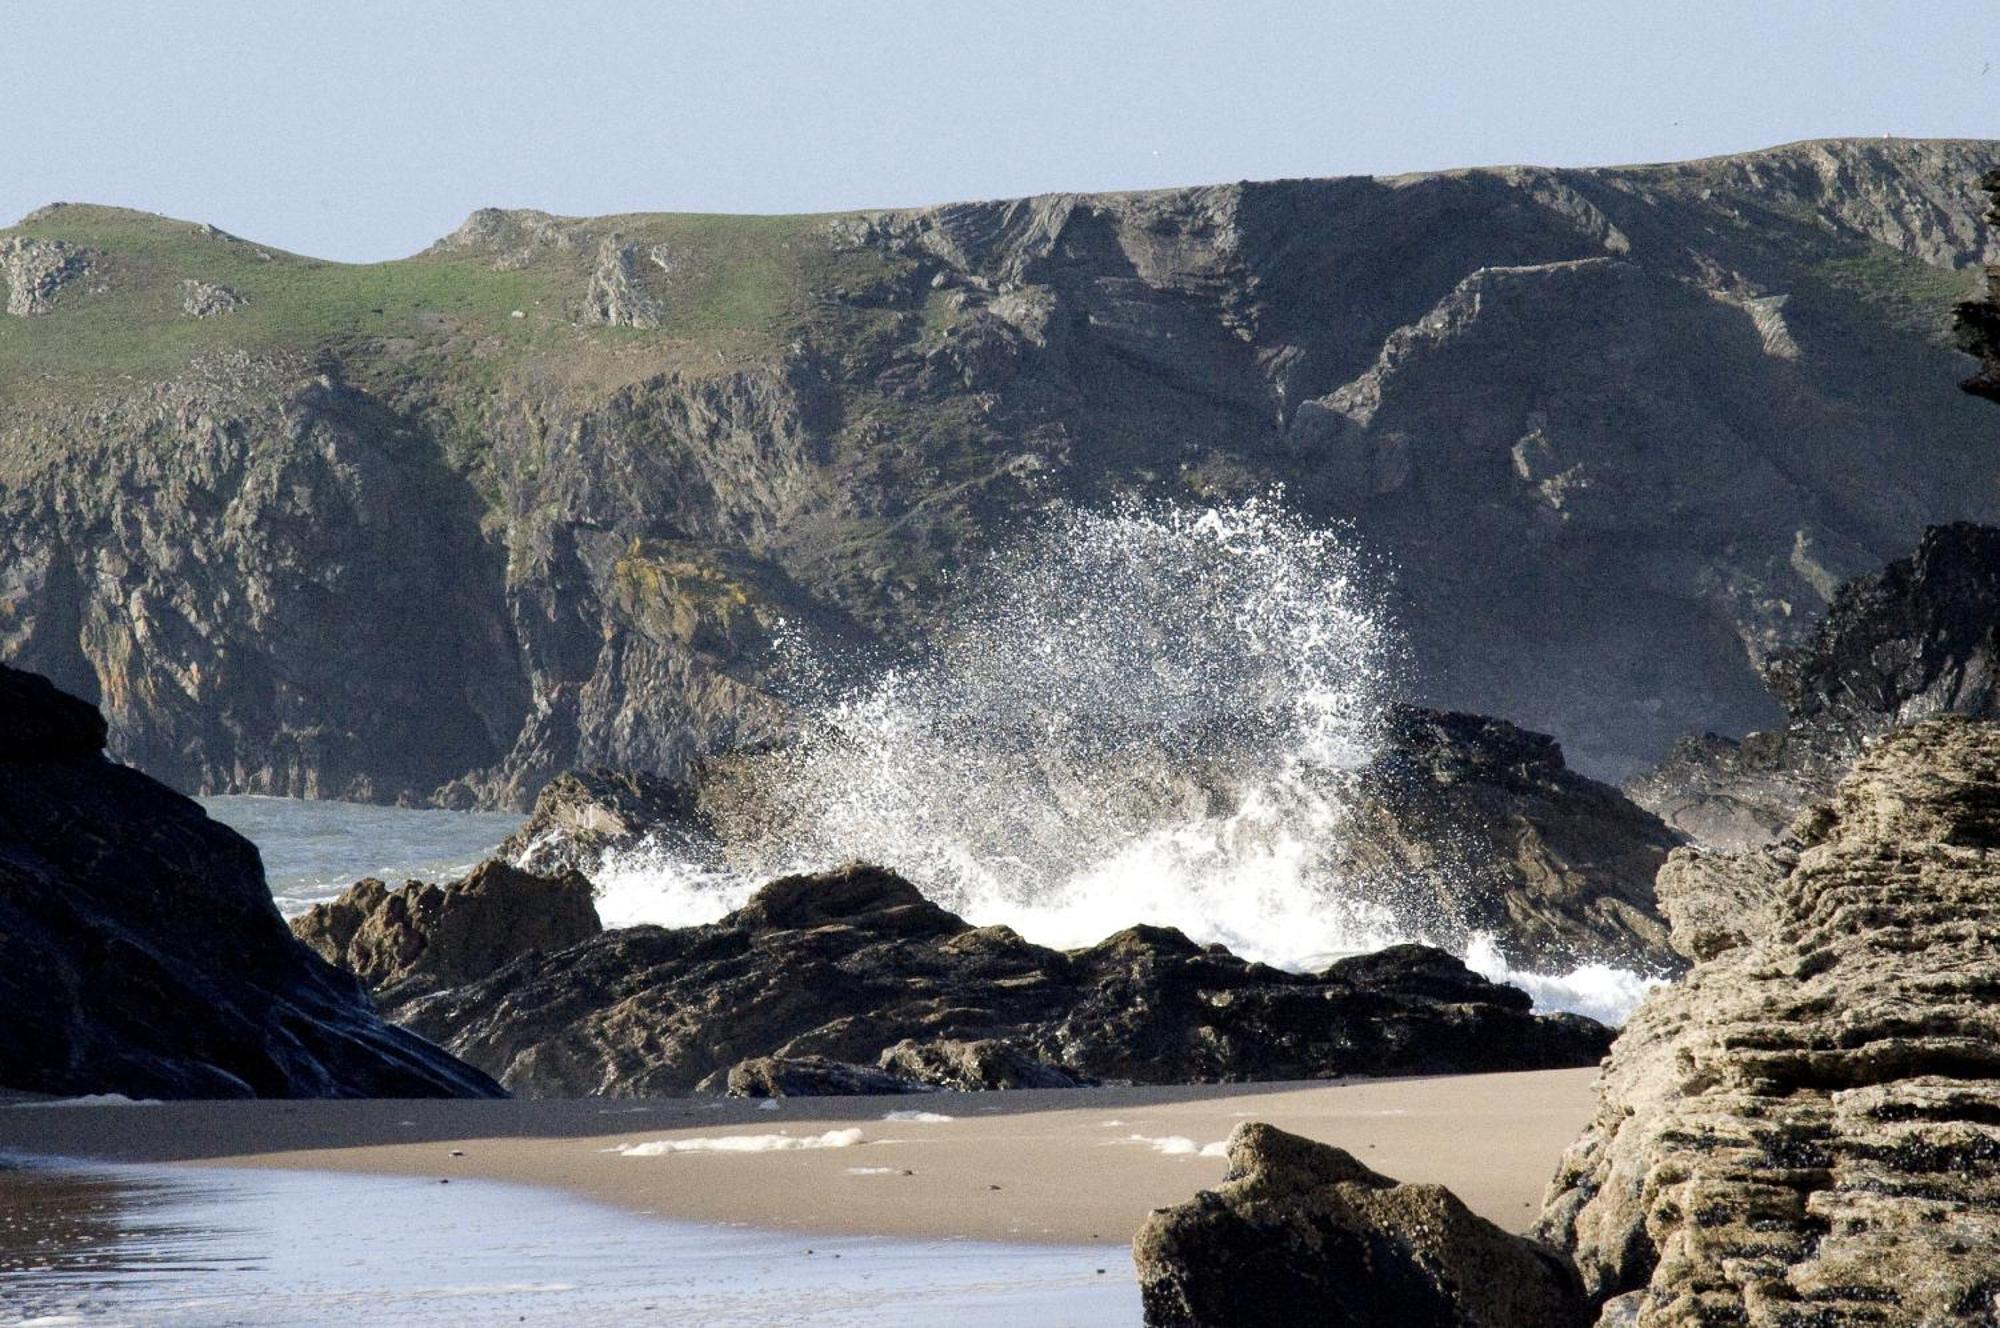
(0, 204), (904, 419)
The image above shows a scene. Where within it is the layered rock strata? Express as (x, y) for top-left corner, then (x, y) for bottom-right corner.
(1539, 717), (2000, 1325)
(0, 665), (502, 1099)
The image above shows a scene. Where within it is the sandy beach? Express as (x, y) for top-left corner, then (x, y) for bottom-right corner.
(0, 1067), (1597, 1248)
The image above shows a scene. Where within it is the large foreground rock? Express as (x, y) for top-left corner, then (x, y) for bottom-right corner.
(1133, 1122), (1589, 1328)
(1539, 718), (2000, 1325)
(387, 864), (1612, 1097)
(290, 859), (601, 1005)
(0, 665), (501, 1099)
(1629, 522), (2000, 849)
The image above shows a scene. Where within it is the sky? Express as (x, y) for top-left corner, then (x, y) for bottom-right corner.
(3, 1), (1997, 262)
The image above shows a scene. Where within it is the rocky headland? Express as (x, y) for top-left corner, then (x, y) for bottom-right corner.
(310, 862), (1611, 1098)
(3, 140), (1997, 809)
(0, 665), (501, 1099)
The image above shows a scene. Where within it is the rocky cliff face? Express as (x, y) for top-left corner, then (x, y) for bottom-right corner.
(3, 140), (1997, 806)
(382, 863), (1610, 1097)
(1539, 718), (2000, 1325)
(1953, 167), (2000, 400)
(0, 664), (501, 1098)
(1629, 521), (2000, 848)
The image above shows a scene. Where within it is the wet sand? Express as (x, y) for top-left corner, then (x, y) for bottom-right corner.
(0, 1068), (1598, 1248)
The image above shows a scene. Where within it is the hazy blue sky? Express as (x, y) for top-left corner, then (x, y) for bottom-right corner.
(4, 2), (1997, 261)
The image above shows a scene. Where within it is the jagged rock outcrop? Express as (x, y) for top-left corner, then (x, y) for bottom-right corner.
(4, 141), (1998, 807)
(0, 664), (502, 1099)
(387, 863), (1611, 1097)
(1133, 1122), (1589, 1328)
(1, 235), (92, 315)
(1539, 718), (2000, 1326)
(290, 859), (600, 1005)
(499, 766), (707, 876)
(179, 278), (243, 317)
(1631, 522), (2000, 849)
(1339, 707), (1680, 969)
(583, 235), (666, 328)
(876, 1036), (1082, 1091)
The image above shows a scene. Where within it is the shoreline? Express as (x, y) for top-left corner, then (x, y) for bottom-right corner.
(0, 1067), (1598, 1247)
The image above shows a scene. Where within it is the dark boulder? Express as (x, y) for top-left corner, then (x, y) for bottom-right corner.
(0, 664), (501, 1099)
(390, 863), (1612, 1097)
(722, 1055), (917, 1098)
(499, 766), (708, 876)
(1133, 1122), (1590, 1328)
(877, 1037), (1081, 1091)
(1342, 707), (1682, 969)
(291, 859), (601, 1005)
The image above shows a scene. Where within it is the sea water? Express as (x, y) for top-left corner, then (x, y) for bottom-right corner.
(199, 795), (521, 916)
(0, 1157), (1139, 1327)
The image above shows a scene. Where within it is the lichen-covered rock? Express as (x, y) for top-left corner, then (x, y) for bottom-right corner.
(0, 235), (91, 315)
(0, 664), (501, 1099)
(290, 859), (600, 1004)
(1133, 1122), (1589, 1328)
(1539, 718), (2000, 1325)
(179, 278), (243, 317)
(391, 864), (1612, 1097)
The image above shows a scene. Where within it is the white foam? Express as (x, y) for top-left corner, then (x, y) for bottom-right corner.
(611, 1128), (865, 1156)
(587, 496), (1663, 1026)
(881, 1110), (953, 1123)
(1463, 935), (1667, 1026)
(11, 1094), (161, 1108)
(844, 1166), (902, 1175)
(1124, 1134), (1229, 1158)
